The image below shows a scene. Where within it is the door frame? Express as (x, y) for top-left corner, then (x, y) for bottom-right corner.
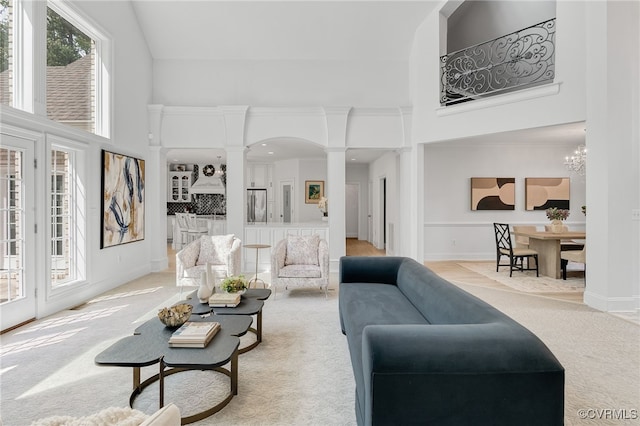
(0, 131), (37, 331)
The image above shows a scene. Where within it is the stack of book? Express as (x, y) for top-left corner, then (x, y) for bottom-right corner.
(168, 321), (220, 348)
(209, 292), (241, 307)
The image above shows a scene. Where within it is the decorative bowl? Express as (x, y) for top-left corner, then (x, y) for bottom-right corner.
(157, 303), (193, 328)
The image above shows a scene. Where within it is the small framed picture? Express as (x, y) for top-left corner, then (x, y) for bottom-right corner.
(305, 180), (324, 204)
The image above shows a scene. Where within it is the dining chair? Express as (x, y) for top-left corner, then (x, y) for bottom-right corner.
(560, 244), (586, 281)
(185, 213), (208, 243)
(512, 225), (537, 248)
(493, 223), (539, 277)
(173, 213), (191, 250)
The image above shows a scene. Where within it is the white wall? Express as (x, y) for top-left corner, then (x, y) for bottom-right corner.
(153, 59), (411, 107)
(423, 141), (586, 260)
(298, 159), (328, 223)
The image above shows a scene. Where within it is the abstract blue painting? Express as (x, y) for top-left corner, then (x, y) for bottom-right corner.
(101, 150), (145, 248)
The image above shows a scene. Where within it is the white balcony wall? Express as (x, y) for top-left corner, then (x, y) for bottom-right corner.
(411, 1), (587, 143)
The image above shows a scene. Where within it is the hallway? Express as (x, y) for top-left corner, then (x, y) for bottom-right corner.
(345, 238), (386, 256)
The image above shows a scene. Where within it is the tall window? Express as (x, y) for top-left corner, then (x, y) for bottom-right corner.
(50, 145), (85, 287)
(47, 6), (95, 133)
(0, 0), (13, 107)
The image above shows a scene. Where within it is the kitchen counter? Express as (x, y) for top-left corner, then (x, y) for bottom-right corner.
(245, 221), (327, 227)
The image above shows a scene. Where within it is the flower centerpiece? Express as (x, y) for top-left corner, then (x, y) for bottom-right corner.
(318, 196), (328, 219)
(545, 207), (570, 233)
(221, 275), (248, 294)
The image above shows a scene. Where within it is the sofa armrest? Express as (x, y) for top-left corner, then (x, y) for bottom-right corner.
(360, 323), (564, 425)
(339, 256), (404, 284)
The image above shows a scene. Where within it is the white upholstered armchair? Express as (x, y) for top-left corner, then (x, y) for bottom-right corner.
(176, 234), (242, 287)
(270, 234), (329, 297)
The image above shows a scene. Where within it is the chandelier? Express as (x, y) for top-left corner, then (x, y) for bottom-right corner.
(564, 145), (586, 175)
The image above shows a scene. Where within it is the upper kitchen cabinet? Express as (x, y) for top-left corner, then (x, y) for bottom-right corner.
(246, 163), (272, 189)
(169, 171), (192, 202)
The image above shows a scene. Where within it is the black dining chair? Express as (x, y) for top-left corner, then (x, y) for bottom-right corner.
(493, 223), (539, 277)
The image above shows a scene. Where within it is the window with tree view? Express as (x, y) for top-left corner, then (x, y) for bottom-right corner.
(0, 0), (12, 107)
(47, 6), (95, 133)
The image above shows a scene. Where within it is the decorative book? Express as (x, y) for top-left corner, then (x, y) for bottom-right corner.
(209, 292), (241, 307)
(168, 321), (220, 348)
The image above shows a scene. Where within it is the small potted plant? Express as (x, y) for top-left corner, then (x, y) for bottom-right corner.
(221, 275), (248, 294)
(545, 207), (570, 233)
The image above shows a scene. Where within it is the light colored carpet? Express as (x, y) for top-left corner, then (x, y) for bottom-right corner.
(1, 269), (638, 425)
(459, 261), (586, 293)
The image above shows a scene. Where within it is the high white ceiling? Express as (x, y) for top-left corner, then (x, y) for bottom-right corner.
(130, 1), (439, 61)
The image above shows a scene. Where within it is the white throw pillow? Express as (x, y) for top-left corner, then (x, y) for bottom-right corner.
(197, 234), (234, 265)
(284, 235), (320, 266)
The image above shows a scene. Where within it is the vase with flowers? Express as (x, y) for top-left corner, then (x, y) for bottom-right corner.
(318, 197), (328, 221)
(545, 207), (570, 233)
(221, 275), (248, 294)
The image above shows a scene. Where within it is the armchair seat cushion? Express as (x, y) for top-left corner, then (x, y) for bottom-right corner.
(183, 263), (229, 279)
(278, 264), (322, 279)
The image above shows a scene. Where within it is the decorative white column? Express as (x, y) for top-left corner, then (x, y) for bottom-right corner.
(323, 107), (351, 270)
(326, 147), (346, 269)
(397, 107), (424, 260)
(221, 106), (249, 245)
(584, 1), (639, 312)
(147, 105), (168, 271)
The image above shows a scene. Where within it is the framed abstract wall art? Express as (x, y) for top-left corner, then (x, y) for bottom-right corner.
(305, 180), (324, 204)
(101, 150), (145, 248)
(470, 177), (515, 210)
(525, 177), (570, 210)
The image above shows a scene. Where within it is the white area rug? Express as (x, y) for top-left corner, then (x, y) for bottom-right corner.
(2, 268), (637, 426)
(459, 262), (585, 293)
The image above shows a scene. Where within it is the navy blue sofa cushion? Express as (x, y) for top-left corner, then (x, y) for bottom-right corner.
(339, 256), (564, 426)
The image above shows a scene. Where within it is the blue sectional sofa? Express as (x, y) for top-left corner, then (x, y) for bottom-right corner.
(339, 256), (564, 426)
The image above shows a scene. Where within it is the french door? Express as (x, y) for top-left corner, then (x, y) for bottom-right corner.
(0, 134), (36, 331)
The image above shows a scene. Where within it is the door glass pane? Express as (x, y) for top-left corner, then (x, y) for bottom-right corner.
(0, 147), (24, 304)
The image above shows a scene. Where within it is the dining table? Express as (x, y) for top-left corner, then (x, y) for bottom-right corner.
(512, 230), (586, 279)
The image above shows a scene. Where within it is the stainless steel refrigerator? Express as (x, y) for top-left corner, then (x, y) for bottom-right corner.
(247, 189), (267, 223)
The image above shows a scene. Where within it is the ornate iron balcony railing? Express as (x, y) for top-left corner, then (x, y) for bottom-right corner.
(440, 18), (556, 106)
